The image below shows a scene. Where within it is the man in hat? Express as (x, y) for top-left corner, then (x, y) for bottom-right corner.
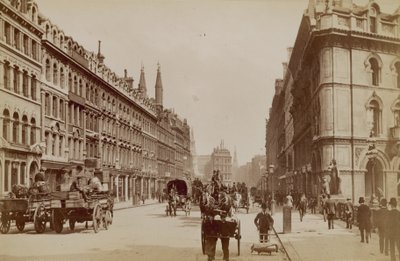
(254, 202), (274, 242)
(345, 198), (354, 229)
(357, 197), (371, 243)
(387, 197), (400, 261)
(324, 194), (336, 229)
(375, 198), (389, 255)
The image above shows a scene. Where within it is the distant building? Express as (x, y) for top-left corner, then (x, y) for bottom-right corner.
(211, 141), (232, 186)
(197, 155), (212, 179)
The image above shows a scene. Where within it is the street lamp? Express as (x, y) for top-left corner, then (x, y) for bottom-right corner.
(269, 164), (275, 215)
(366, 132), (378, 198)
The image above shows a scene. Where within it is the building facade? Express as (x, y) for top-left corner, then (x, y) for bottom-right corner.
(211, 141), (232, 186)
(0, 0), (194, 200)
(267, 0), (400, 202)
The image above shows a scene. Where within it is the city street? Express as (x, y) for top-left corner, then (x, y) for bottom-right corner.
(0, 203), (287, 261)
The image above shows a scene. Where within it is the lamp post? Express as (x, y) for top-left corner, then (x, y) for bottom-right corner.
(366, 132), (378, 198)
(269, 164), (275, 215)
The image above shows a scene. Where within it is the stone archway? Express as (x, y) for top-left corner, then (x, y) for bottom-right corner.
(29, 161), (38, 184)
(365, 160), (384, 199)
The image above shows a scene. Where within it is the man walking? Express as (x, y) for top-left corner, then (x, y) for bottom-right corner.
(321, 194), (327, 222)
(357, 197), (371, 243)
(387, 198), (400, 261)
(324, 194), (336, 229)
(254, 203), (274, 242)
(375, 198), (389, 256)
(345, 198), (354, 229)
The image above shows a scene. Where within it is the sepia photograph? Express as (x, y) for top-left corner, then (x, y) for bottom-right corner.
(0, 0), (400, 260)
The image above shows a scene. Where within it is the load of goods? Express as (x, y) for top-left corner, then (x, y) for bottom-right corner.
(0, 171), (113, 234)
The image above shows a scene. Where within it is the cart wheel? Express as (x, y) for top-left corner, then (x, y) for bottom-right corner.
(16, 213), (25, 232)
(92, 204), (102, 233)
(0, 212), (11, 234)
(201, 220), (206, 255)
(34, 205), (46, 234)
(69, 219), (76, 231)
(236, 220), (241, 256)
(103, 210), (112, 230)
(52, 209), (63, 234)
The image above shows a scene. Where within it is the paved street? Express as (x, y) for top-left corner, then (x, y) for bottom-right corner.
(0, 203), (287, 261)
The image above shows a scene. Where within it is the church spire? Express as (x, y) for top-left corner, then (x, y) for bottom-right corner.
(138, 64), (147, 97)
(155, 62), (163, 107)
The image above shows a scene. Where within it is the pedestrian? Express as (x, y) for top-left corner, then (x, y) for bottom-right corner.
(321, 194), (327, 222)
(357, 197), (371, 243)
(324, 194), (336, 229)
(345, 198), (354, 229)
(387, 197), (400, 261)
(298, 194), (307, 222)
(375, 198), (389, 256)
(310, 197), (317, 214)
(254, 202), (274, 243)
(286, 193), (293, 208)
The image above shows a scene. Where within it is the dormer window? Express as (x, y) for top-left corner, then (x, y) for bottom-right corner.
(369, 7), (377, 33)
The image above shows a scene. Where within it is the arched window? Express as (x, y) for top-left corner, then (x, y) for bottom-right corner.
(12, 112), (19, 143)
(13, 67), (19, 93)
(79, 79), (83, 96)
(21, 115), (28, 145)
(53, 63), (58, 85)
(395, 62), (400, 89)
(59, 35), (64, 48)
(68, 72), (72, 91)
(45, 24), (50, 39)
(31, 7), (36, 22)
(52, 30), (57, 44)
(30, 118), (36, 145)
(45, 93), (50, 116)
(60, 67), (65, 88)
(45, 59), (51, 82)
(369, 58), (380, 86)
(73, 76), (78, 93)
(3, 109), (10, 140)
(59, 99), (64, 121)
(86, 84), (90, 101)
(52, 96), (57, 117)
(368, 100), (381, 136)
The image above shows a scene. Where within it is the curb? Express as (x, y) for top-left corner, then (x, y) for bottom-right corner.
(114, 202), (162, 211)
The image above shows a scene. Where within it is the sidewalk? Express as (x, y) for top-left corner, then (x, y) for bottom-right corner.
(113, 198), (161, 211)
(272, 207), (390, 261)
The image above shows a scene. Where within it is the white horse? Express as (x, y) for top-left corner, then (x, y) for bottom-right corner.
(233, 192), (242, 212)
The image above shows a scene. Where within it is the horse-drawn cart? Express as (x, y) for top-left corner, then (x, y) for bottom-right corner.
(165, 178), (192, 216)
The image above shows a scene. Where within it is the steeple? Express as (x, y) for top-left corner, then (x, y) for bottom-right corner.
(155, 62), (163, 107)
(97, 40), (105, 64)
(138, 64), (147, 97)
(233, 146), (238, 167)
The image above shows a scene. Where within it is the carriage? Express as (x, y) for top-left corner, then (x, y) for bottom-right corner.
(165, 178), (192, 216)
(232, 191), (249, 214)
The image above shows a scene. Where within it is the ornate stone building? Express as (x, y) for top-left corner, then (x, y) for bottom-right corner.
(0, 0), (194, 200)
(0, 0), (42, 195)
(267, 0), (400, 202)
(211, 141), (232, 186)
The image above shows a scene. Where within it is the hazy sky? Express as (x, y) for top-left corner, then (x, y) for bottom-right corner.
(35, 0), (398, 165)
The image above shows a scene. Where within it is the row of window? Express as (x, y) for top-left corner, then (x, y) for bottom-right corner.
(44, 93), (66, 121)
(44, 132), (65, 158)
(2, 109), (37, 145)
(3, 21), (40, 61)
(3, 62), (38, 101)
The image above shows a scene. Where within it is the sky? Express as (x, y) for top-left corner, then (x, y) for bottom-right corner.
(35, 0), (398, 165)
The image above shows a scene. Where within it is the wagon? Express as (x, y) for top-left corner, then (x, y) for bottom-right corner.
(0, 193), (52, 234)
(200, 214), (241, 256)
(165, 178), (192, 216)
(51, 191), (113, 234)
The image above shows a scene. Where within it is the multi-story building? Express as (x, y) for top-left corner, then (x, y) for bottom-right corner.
(0, 0), (194, 200)
(211, 141), (232, 186)
(197, 155), (212, 180)
(267, 0), (400, 202)
(0, 0), (43, 196)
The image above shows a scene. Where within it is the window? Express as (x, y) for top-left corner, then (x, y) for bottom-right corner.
(45, 132), (49, 154)
(30, 118), (36, 145)
(5, 161), (10, 191)
(59, 67), (65, 88)
(68, 73), (72, 91)
(370, 8), (377, 33)
(52, 96), (57, 117)
(45, 93), (50, 116)
(59, 100), (64, 121)
(12, 112), (19, 143)
(23, 35), (29, 55)
(32, 41), (38, 60)
(14, 29), (20, 50)
(21, 115), (28, 145)
(22, 71), (28, 97)
(31, 76), (37, 100)
(79, 79), (83, 96)
(53, 30), (57, 44)
(74, 76), (78, 93)
(52, 134), (56, 156)
(59, 136), (63, 157)
(53, 63), (58, 85)
(4, 62), (10, 90)
(395, 62), (400, 89)
(13, 67), (19, 93)
(370, 58), (380, 86)
(45, 59), (51, 82)
(31, 7), (36, 22)
(5, 22), (11, 45)
(369, 100), (381, 136)
(3, 109), (10, 140)
(20, 163), (26, 185)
